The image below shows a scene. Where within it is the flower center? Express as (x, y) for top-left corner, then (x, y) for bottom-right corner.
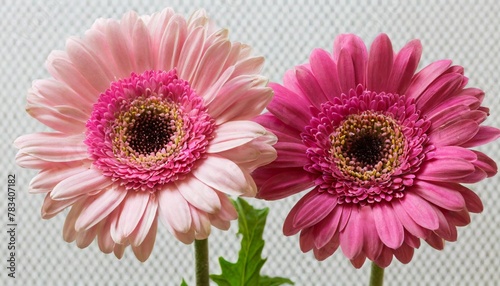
(85, 69), (215, 191)
(112, 97), (184, 165)
(302, 86), (430, 205)
(331, 111), (405, 181)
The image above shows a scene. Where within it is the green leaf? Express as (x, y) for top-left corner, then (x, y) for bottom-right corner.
(180, 278), (188, 286)
(210, 198), (294, 286)
(259, 276), (295, 286)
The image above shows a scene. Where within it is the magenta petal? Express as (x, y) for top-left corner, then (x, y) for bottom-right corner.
(283, 190), (317, 236)
(295, 66), (329, 109)
(413, 181), (466, 211)
(267, 83), (313, 130)
(454, 185), (483, 213)
(406, 59), (452, 100)
(418, 158), (475, 181)
(313, 233), (340, 261)
(336, 48), (356, 93)
(393, 243), (414, 264)
(425, 232), (445, 250)
(313, 206), (342, 249)
(373, 203), (404, 249)
(399, 192), (439, 230)
(386, 39), (422, 94)
(429, 119), (479, 147)
(428, 146), (477, 161)
(462, 126), (500, 148)
(299, 227), (315, 252)
(392, 200), (429, 238)
(360, 207), (383, 260)
(340, 207), (363, 259)
(366, 33), (393, 93)
(309, 48), (342, 100)
(414, 73), (465, 113)
(332, 34), (368, 85)
(472, 151), (498, 177)
(293, 191), (338, 230)
(256, 168), (315, 200)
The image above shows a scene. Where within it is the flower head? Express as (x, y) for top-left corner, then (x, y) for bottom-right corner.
(15, 8), (276, 261)
(254, 33), (499, 268)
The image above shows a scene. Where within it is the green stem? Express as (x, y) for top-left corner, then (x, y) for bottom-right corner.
(194, 238), (209, 286)
(369, 262), (384, 286)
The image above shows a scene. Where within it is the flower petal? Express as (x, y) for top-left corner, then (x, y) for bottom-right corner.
(14, 132), (89, 162)
(340, 206), (363, 259)
(157, 185), (191, 233)
(175, 175), (221, 213)
(413, 181), (466, 211)
(114, 191), (150, 240)
(207, 120), (268, 153)
(399, 192), (439, 230)
(74, 184), (127, 231)
(51, 168), (113, 200)
(309, 48), (342, 100)
(256, 168), (315, 200)
(418, 158), (475, 181)
(292, 190), (338, 230)
(130, 194), (159, 246)
(366, 33), (393, 92)
(386, 39), (422, 94)
(132, 218), (158, 262)
(192, 155), (252, 196)
(373, 203), (404, 249)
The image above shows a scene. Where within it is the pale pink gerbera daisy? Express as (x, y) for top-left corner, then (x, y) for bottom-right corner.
(15, 8), (276, 261)
(254, 33), (499, 268)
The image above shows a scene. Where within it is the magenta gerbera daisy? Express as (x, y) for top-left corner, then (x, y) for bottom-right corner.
(253, 33), (499, 268)
(14, 8), (276, 261)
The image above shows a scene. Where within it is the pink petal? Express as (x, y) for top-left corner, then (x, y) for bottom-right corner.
(191, 40), (231, 93)
(115, 191), (150, 240)
(177, 26), (206, 82)
(132, 218), (158, 262)
(76, 224), (99, 249)
(63, 201), (86, 242)
(366, 33), (393, 93)
(417, 158), (475, 181)
(462, 126), (500, 148)
(399, 191), (439, 230)
(75, 184), (127, 231)
(283, 190), (317, 236)
(30, 164), (89, 193)
(454, 184), (483, 213)
(392, 200), (430, 239)
(256, 168), (315, 200)
(113, 244), (126, 259)
(191, 207), (211, 240)
(192, 155), (251, 196)
(406, 59), (452, 100)
(336, 48), (356, 93)
(26, 105), (86, 134)
(131, 17), (153, 73)
(207, 121), (268, 153)
(360, 206), (383, 260)
(313, 233), (340, 261)
(292, 190), (338, 230)
(472, 151), (498, 177)
(340, 206), (363, 259)
(374, 247), (393, 268)
(313, 206), (343, 249)
(14, 132), (88, 162)
(299, 227), (315, 252)
(65, 38), (113, 92)
(175, 175), (221, 213)
(429, 119), (479, 147)
(432, 206), (457, 242)
(104, 20), (134, 78)
(425, 232), (444, 250)
(41, 194), (80, 219)
(414, 73), (465, 113)
(393, 243), (414, 264)
(373, 203), (404, 249)
(412, 181), (466, 211)
(130, 194), (159, 246)
(157, 186), (191, 233)
(97, 218), (115, 253)
(332, 34), (368, 85)
(267, 83), (313, 130)
(294, 66), (329, 109)
(309, 48), (342, 100)
(427, 146), (477, 161)
(51, 168), (112, 200)
(157, 14), (187, 71)
(386, 39), (422, 94)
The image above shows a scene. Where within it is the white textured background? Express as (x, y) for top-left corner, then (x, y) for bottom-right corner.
(1, 0), (500, 285)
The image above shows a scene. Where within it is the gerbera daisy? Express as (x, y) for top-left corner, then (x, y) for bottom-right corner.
(253, 33), (499, 268)
(15, 8), (276, 261)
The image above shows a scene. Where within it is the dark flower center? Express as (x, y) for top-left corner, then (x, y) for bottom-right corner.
(126, 108), (176, 155)
(330, 111), (405, 181)
(348, 133), (384, 166)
